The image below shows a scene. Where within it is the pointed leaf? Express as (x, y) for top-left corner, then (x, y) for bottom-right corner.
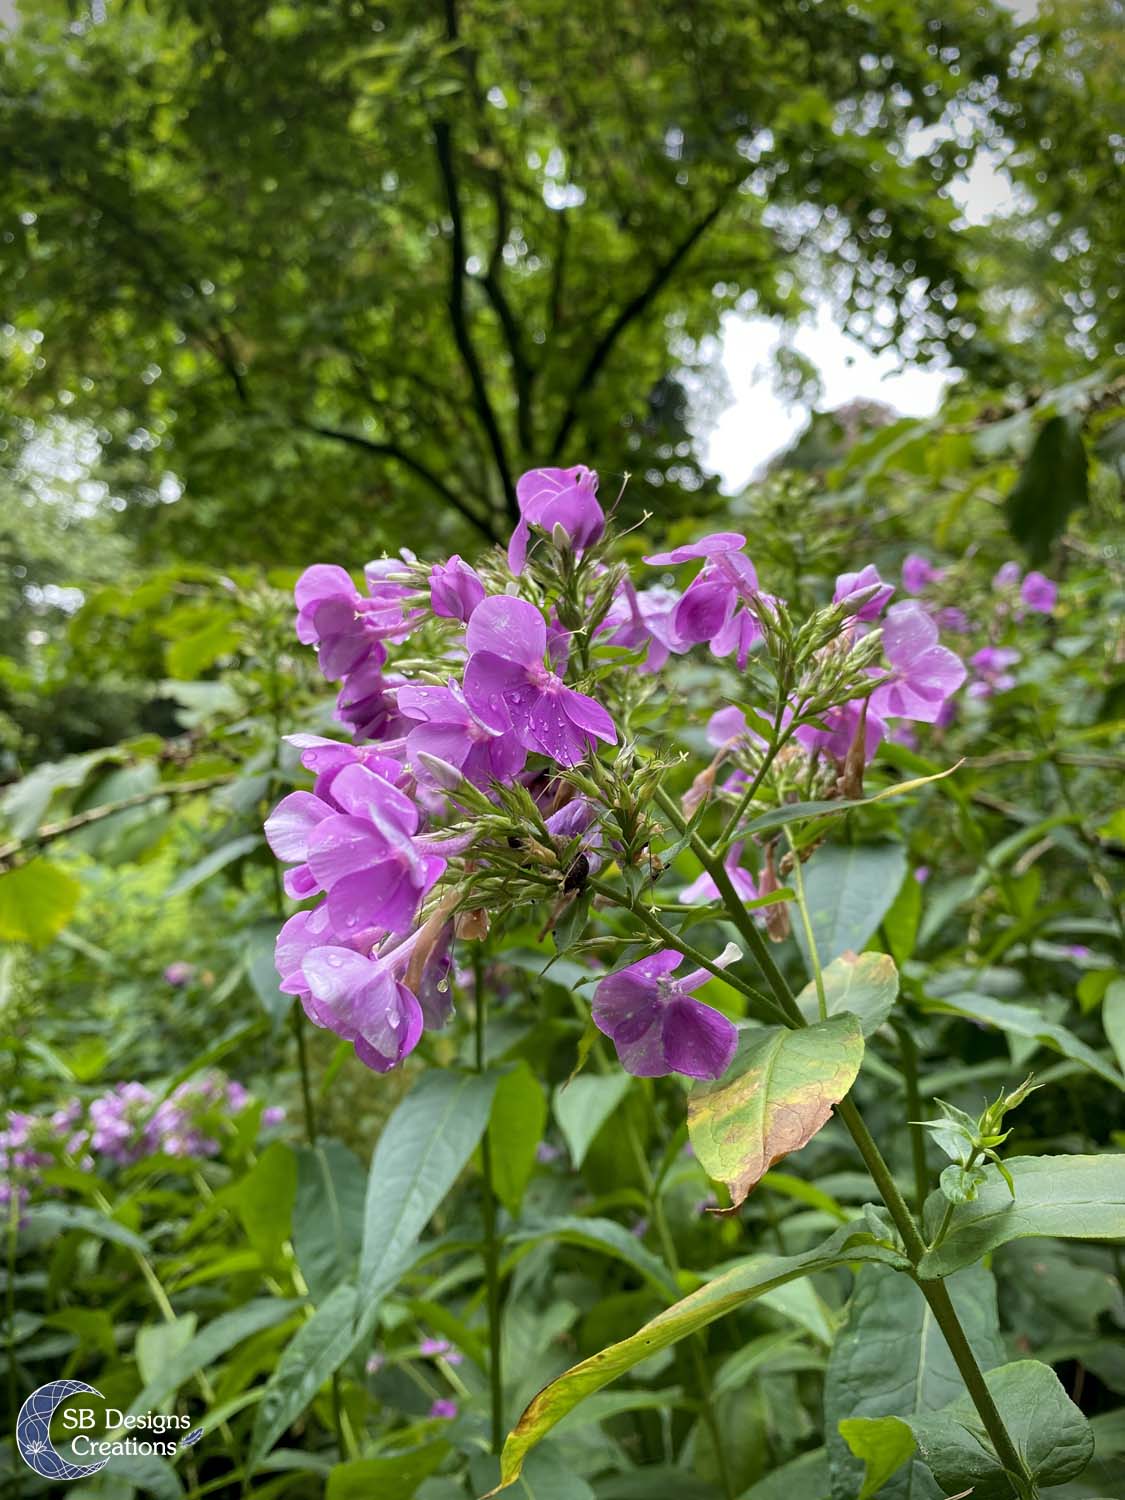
(489, 1062), (547, 1217)
(688, 1015), (864, 1208)
(925, 991), (1125, 1090)
(795, 843), (908, 967)
(552, 1072), (631, 1168)
(918, 1155), (1125, 1278)
(796, 951), (899, 1035)
(838, 1417), (916, 1500)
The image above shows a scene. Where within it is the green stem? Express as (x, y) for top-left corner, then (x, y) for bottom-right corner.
(784, 830), (825, 1019)
(474, 947), (504, 1455)
(893, 1020), (930, 1216)
(291, 1004), (318, 1147)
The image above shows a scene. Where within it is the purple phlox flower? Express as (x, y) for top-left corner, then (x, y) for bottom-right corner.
(462, 596), (616, 768)
(993, 560), (1022, 590)
(262, 1105), (286, 1127)
(163, 961), (195, 987)
(536, 1140), (562, 1164)
(680, 843), (758, 905)
(544, 796), (598, 842)
(50, 1099), (82, 1135)
(599, 580), (682, 672)
(796, 699), (886, 763)
(363, 556), (425, 642)
(968, 645), (1020, 698)
(706, 705), (752, 747)
(868, 603), (967, 724)
(335, 661), (411, 744)
(225, 1080), (249, 1112)
(286, 734), (410, 804)
(935, 606), (971, 634)
(399, 680), (527, 789)
(914, 865), (930, 884)
(414, 920), (455, 1030)
(294, 565), (382, 680)
(508, 465), (605, 574)
(646, 533), (765, 668)
(419, 1337), (463, 1365)
(295, 931), (428, 1074)
(592, 947), (740, 1080)
(429, 1399), (459, 1420)
(266, 760), (444, 934)
(901, 553), (943, 595)
(834, 564), (894, 622)
(1020, 571), (1057, 614)
(891, 723), (919, 751)
(430, 555), (486, 622)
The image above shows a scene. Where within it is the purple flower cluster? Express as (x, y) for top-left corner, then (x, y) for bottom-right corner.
(2, 1074), (282, 1210)
(268, 464), (977, 1083)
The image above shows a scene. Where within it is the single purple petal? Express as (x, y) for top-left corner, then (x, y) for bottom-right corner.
(645, 532), (746, 566)
(463, 651), (540, 734)
(465, 595), (546, 666)
(661, 997), (737, 1080)
(265, 792), (332, 864)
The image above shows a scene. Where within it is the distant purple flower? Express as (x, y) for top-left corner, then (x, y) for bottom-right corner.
(462, 596), (616, 768)
(262, 1106), (286, 1127)
(834, 564), (894, 622)
(869, 603), (966, 723)
(707, 705), (749, 746)
(1020, 571), (1057, 614)
(936, 607), (971, 634)
(914, 865), (930, 884)
(1067, 944), (1092, 960)
(429, 1399), (458, 1420)
(163, 962), (195, 987)
(430, 556), (485, 622)
(902, 554), (943, 595)
(536, 1140), (562, 1164)
(593, 950), (738, 1080)
(680, 843), (758, 905)
(399, 681), (527, 788)
(508, 466), (605, 574)
(599, 581), (682, 671)
(968, 645), (1020, 698)
(420, 1337), (463, 1365)
(796, 699), (886, 762)
(993, 561), (1022, 590)
(646, 533), (765, 668)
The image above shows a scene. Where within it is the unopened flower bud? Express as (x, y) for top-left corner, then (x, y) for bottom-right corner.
(456, 907), (490, 940)
(759, 843), (791, 942)
(415, 751), (465, 791)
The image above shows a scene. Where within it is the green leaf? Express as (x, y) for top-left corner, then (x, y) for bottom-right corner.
(734, 1448), (829, 1500)
(882, 873), (922, 966)
(1103, 978), (1125, 1075)
(795, 951), (899, 1035)
(472, 1447), (596, 1499)
(20, 1202), (149, 1253)
(506, 1216), (678, 1297)
(825, 1263), (1005, 1500)
(489, 1062), (547, 1217)
(234, 1141), (298, 1264)
(918, 1155), (1125, 1278)
(246, 921), (294, 1026)
(293, 1139), (367, 1304)
(250, 1283), (366, 1469)
(325, 1444), (450, 1499)
(0, 748), (120, 837)
(552, 1072), (632, 1169)
(838, 1416), (916, 1500)
(127, 1298), (300, 1414)
(358, 1069), (498, 1304)
(795, 843), (908, 967)
(1006, 413), (1089, 564)
(135, 1314), (197, 1387)
(0, 859), (81, 947)
(739, 766), (962, 841)
(911, 1359), (1094, 1499)
(687, 1015), (864, 1208)
(164, 834), (262, 898)
(486, 1223), (907, 1492)
(166, 610), (241, 678)
(925, 991), (1125, 1090)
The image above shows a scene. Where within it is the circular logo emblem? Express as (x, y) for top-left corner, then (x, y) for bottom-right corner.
(16, 1380), (110, 1481)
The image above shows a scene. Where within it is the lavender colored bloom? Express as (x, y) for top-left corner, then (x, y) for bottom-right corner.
(599, 581), (682, 671)
(298, 940), (425, 1073)
(508, 465), (605, 574)
(430, 555), (486, 622)
(419, 1337), (463, 1364)
(262, 1105), (286, 1127)
(429, 1399), (459, 1420)
(163, 961), (195, 987)
(834, 564), (894, 621)
(901, 553), (943, 595)
(869, 603), (967, 724)
(914, 865), (930, 883)
(335, 661), (410, 743)
(646, 533), (764, 668)
(968, 645), (1020, 698)
(535, 1140), (562, 1164)
(1020, 571), (1057, 614)
(680, 843), (758, 905)
(462, 596), (616, 768)
(993, 561), (1022, 590)
(592, 950), (738, 1080)
(399, 681), (527, 788)
(935, 607), (971, 634)
(796, 699), (886, 762)
(706, 705), (749, 746)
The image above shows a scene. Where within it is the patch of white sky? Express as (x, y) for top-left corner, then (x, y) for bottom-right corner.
(693, 0), (1041, 489)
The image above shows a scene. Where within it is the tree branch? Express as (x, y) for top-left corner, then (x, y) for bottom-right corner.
(300, 421), (499, 541)
(549, 193), (733, 460)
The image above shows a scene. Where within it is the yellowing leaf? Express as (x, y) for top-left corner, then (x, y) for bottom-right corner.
(0, 859), (82, 948)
